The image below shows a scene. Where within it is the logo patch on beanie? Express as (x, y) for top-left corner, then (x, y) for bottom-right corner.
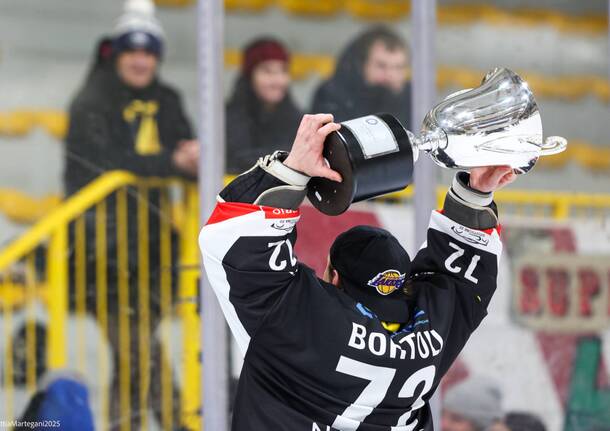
(130, 32), (149, 47)
(368, 270), (406, 296)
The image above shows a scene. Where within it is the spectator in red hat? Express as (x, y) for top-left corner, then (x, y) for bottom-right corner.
(226, 37), (303, 173)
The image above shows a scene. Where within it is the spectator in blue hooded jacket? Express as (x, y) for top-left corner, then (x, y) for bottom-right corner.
(17, 372), (94, 431)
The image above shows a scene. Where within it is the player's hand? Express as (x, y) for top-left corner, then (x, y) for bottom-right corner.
(173, 140), (199, 176)
(283, 114), (343, 182)
(469, 165), (516, 193)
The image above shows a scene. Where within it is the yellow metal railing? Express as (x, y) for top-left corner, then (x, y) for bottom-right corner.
(2, 178), (610, 226)
(0, 171), (201, 430)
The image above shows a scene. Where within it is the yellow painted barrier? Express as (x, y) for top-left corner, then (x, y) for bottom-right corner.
(2, 297), (15, 423)
(0, 110), (67, 139)
(0, 172), (136, 269)
(278, 0), (344, 16)
(436, 4), (607, 35)
(158, 189), (174, 431)
(95, 200), (110, 431)
(46, 224), (68, 369)
(155, 0), (193, 6)
(345, 0), (409, 21)
(178, 183), (202, 429)
(0, 171), (202, 430)
(155, 0), (609, 35)
(0, 188), (62, 224)
(224, 0), (273, 12)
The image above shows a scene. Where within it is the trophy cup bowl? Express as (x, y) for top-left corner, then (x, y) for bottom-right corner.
(307, 67), (568, 215)
(416, 67), (567, 175)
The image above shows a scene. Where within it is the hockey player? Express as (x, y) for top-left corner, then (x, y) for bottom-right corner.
(199, 113), (516, 430)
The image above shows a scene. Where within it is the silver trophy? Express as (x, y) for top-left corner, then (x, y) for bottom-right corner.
(409, 67), (567, 174)
(308, 67), (568, 215)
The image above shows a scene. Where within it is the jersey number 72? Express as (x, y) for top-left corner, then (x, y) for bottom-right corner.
(332, 356), (436, 431)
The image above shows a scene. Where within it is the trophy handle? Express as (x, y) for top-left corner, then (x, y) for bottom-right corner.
(540, 136), (568, 156)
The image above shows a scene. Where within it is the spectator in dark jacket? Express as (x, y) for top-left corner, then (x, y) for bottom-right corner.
(311, 26), (412, 128)
(63, 1), (194, 429)
(226, 37), (302, 174)
(64, 33), (197, 195)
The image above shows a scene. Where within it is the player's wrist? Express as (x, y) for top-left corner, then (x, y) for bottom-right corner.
(261, 151), (310, 187)
(280, 154), (311, 185)
(282, 152), (302, 172)
(454, 171), (493, 206)
(442, 172), (498, 230)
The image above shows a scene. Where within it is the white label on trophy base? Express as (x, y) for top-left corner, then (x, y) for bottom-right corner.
(342, 115), (399, 159)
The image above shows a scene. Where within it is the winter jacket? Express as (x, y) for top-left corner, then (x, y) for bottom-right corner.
(64, 60), (194, 195)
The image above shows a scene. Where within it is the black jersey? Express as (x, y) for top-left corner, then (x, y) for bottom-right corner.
(199, 169), (502, 431)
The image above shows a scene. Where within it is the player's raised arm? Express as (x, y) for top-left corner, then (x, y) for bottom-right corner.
(410, 166), (516, 331)
(199, 114), (341, 355)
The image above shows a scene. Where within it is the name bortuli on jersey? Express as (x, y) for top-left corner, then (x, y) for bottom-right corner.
(348, 323), (444, 360)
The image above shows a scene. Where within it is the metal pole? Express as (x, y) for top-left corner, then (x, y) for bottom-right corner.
(411, 0), (441, 427)
(197, 0), (229, 429)
(608, 0), (610, 82)
(412, 0), (438, 249)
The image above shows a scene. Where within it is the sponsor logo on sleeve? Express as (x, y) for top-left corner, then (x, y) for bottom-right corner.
(271, 219), (298, 232)
(263, 207), (300, 219)
(451, 225), (490, 246)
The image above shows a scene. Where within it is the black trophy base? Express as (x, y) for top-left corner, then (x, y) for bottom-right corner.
(307, 113), (415, 216)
